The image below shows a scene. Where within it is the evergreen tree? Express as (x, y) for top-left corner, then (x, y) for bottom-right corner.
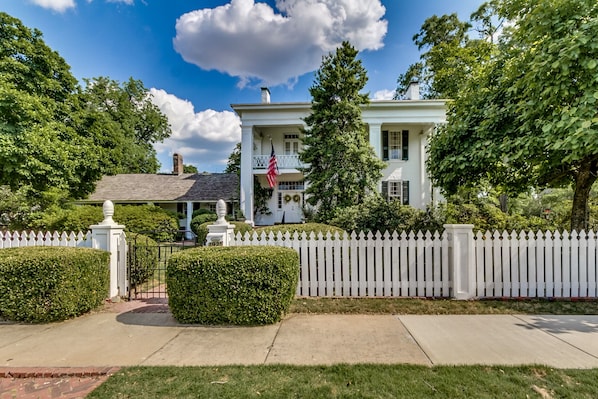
(300, 41), (384, 222)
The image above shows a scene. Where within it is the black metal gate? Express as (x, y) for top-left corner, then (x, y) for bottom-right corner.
(127, 230), (198, 300)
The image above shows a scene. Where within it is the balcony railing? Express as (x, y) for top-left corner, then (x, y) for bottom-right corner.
(253, 154), (306, 170)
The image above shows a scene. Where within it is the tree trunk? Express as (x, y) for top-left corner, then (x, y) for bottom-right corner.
(498, 193), (508, 213)
(571, 158), (598, 232)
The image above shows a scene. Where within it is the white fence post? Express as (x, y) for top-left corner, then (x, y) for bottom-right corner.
(444, 224), (475, 300)
(90, 200), (126, 300)
(206, 199), (235, 246)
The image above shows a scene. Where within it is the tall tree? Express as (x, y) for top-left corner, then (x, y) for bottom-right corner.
(75, 77), (170, 175)
(395, 8), (497, 99)
(427, 0), (598, 231)
(300, 41), (384, 222)
(0, 12), (102, 198)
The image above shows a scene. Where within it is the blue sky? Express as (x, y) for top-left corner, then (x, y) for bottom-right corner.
(4, 0), (485, 173)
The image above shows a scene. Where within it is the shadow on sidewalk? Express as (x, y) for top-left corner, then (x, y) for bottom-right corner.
(515, 315), (598, 334)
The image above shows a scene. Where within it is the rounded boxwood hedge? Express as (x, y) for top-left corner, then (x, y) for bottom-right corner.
(0, 247), (109, 323)
(167, 246), (299, 325)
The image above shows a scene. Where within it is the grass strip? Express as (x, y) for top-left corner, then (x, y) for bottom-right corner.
(88, 364), (598, 398)
(289, 297), (598, 315)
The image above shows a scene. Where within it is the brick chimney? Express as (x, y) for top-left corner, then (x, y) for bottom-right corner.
(261, 87), (270, 103)
(173, 153), (183, 175)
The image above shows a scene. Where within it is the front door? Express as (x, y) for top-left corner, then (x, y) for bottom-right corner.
(281, 191), (303, 223)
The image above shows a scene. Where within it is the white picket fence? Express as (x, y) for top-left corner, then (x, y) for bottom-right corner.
(230, 228), (598, 299)
(0, 230), (93, 248)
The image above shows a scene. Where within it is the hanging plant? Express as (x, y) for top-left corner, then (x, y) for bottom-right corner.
(284, 194), (292, 203)
(293, 194), (301, 203)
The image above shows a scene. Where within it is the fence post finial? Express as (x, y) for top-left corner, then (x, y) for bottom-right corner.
(100, 200), (116, 226)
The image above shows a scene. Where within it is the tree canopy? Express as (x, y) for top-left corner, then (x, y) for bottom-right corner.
(300, 41), (384, 222)
(425, 0), (598, 231)
(0, 12), (171, 203)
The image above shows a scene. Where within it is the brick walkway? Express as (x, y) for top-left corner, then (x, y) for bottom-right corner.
(0, 367), (120, 398)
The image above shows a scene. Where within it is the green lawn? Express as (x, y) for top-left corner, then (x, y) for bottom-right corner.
(88, 364), (598, 398)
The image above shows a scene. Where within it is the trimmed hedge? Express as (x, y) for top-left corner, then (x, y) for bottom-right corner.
(0, 247), (109, 323)
(167, 246), (299, 325)
(126, 233), (158, 288)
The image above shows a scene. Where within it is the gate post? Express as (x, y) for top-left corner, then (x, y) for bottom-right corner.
(206, 199), (235, 246)
(444, 224), (475, 300)
(90, 200), (126, 300)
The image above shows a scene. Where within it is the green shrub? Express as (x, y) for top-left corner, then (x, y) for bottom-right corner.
(0, 247), (109, 323)
(126, 233), (158, 288)
(167, 246), (299, 325)
(32, 204), (179, 242)
(38, 205), (103, 233)
(114, 205), (179, 241)
(190, 213), (218, 237)
(328, 195), (432, 233)
(255, 223), (345, 236)
(192, 208), (214, 219)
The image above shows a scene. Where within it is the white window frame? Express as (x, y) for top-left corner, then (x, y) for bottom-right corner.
(388, 131), (402, 160)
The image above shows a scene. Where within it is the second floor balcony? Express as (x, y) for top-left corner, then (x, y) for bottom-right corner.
(253, 154), (307, 170)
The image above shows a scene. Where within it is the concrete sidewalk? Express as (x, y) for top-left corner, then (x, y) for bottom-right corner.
(1, 300), (598, 369)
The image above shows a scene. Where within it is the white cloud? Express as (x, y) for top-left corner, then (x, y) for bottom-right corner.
(372, 89), (395, 100)
(173, 0), (387, 87)
(30, 0), (76, 12)
(149, 88), (241, 172)
(106, 0), (134, 4)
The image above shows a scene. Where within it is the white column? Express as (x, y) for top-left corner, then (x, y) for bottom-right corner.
(444, 224), (475, 300)
(240, 124), (254, 225)
(369, 123), (382, 158)
(185, 201), (193, 239)
(90, 200), (126, 300)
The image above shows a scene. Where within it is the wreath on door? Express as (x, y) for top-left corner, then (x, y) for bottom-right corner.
(292, 194), (301, 203)
(284, 194), (292, 203)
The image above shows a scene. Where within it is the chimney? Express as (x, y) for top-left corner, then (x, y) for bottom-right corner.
(261, 87), (271, 104)
(404, 80), (420, 100)
(173, 153), (183, 175)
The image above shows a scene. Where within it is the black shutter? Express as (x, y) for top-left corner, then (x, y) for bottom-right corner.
(382, 130), (388, 161)
(402, 181), (410, 205)
(381, 181), (389, 201)
(402, 130), (409, 160)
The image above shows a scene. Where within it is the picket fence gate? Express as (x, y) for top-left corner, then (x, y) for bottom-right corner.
(230, 228), (598, 299)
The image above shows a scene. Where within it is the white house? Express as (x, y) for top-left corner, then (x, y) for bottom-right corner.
(232, 84), (447, 226)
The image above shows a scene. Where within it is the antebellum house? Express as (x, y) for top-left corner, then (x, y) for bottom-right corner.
(232, 85), (447, 226)
(80, 154), (239, 236)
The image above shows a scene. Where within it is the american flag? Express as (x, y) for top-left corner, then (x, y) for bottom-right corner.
(266, 143), (279, 188)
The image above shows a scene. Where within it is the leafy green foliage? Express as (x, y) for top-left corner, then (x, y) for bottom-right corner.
(0, 13), (171, 206)
(255, 223), (345, 236)
(126, 233), (158, 288)
(425, 0), (598, 231)
(32, 204), (178, 241)
(167, 246), (299, 325)
(75, 77), (170, 175)
(329, 195), (443, 233)
(300, 41), (384, 222)
(396, 10), (496, 99)
(0, 247), (109, 322)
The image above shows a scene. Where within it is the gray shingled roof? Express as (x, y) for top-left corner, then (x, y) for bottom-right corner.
(82, 173), (239, 203)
